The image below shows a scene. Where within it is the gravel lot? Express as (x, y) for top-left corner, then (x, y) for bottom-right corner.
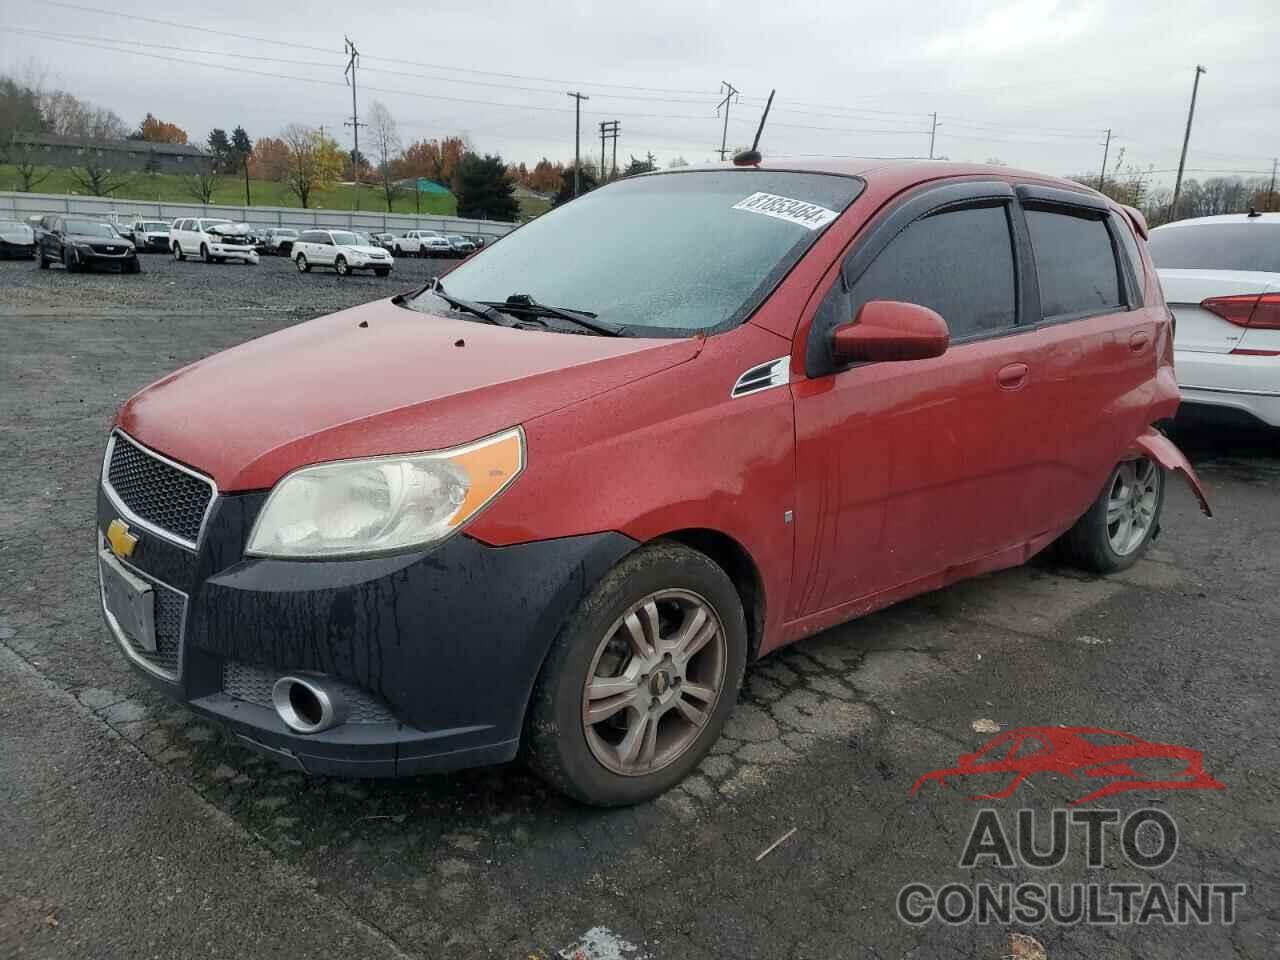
(1, 253), (1277, 959)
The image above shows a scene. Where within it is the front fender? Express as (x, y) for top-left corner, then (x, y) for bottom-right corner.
(1129, 427), (1212, 517)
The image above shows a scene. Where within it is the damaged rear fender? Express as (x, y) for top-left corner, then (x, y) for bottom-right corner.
(1129, 427), (1212, 517)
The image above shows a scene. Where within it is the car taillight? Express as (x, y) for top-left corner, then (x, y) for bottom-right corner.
(1201, 292), (1280, 330)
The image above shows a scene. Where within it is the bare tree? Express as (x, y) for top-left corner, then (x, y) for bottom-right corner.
(68, 154), (130, 196)
(14, 158), (51, 192)
(366, 100), (403, 212)
(183, 168), (222, 205)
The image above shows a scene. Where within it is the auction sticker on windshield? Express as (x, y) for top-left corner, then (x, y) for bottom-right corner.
(732, 192), (840, 230)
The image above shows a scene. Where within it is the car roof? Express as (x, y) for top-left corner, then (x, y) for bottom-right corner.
(642, 158), (1099, 197)
(1151, 212), (1280, 231)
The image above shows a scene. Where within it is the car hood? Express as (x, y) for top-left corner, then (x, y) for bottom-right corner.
(0, 226), (33, 242)
(342, 244), (389, 256)
(207, 223), (252, 237)
(68, 232), (129, 245)
(117, 298), (702, 491)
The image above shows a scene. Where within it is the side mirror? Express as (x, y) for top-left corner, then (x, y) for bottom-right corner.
(831, 300), (950, 364)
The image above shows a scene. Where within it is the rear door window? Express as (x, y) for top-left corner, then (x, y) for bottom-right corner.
(841, 204), (1018, 341)
(1025, 209), (1123, 318)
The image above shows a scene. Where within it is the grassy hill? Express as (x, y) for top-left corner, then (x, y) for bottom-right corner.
(0, 165), (458, 217)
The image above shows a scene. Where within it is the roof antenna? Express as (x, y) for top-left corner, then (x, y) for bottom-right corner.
(734, 89), (775, 167)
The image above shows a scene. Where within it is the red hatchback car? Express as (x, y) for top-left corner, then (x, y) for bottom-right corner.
(97, 160), (1209, 805)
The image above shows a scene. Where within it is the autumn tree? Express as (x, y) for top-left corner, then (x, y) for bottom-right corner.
(455, 152), (519, 221)
(138, 113), (189, 144)
(527, 158), (563, 194)
(281, 124), (342, 208)
(248, 136), (290, 181)
(395, 135), (469, 188)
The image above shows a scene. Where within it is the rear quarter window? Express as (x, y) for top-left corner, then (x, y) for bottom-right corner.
(1025, 209), (1122, 318)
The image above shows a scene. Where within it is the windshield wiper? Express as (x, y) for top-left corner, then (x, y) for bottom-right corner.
(484, 294), (624, 337)
(424, 278), (511, 326)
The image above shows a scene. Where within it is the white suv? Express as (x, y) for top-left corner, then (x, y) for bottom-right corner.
(292, 229), (394, 277)
(170, 217), (260, 265)
(392, 230), (452, 258)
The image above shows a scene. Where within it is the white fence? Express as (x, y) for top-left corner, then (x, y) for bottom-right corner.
(0, 191), (520, 239)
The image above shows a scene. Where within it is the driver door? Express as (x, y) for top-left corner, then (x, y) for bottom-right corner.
(789, 186), (1046, 617)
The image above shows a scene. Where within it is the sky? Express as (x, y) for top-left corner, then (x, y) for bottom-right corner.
(5, 0), (1279, 189)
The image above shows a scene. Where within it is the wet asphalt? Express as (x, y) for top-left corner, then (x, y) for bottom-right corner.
(0, 254), (1276, 959)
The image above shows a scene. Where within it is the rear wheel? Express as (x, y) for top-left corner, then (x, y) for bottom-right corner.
(525, 542), (747, 806)
(295, 253), (310, 273)
(1060, 457), (1165, 574)
(334, 255), (349, 276)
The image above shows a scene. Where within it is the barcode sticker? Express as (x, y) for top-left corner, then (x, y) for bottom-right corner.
(732, 192), (839, 230)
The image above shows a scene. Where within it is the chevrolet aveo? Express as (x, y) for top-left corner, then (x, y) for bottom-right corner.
(97, 160), (1211, 805)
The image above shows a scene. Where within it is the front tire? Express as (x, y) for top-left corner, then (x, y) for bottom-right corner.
(38, 248), (49, 269)
(199, 243), (210, 263)
(173, 243), (185, 261)
(1060, 457), (1165, 574)
(64, 246), (79, 272)
(525, 542), (748, 806)
(295, 254), (310, 273)
(374, 268), (390, 277)
(334, 255), (349, 276)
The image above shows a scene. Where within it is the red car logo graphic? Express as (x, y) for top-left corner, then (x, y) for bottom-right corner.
(910, 726), (1225, 806)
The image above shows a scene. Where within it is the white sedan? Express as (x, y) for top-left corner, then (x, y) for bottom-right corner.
(1150, 212), (1279, 427)
(292, 229), (394, 277)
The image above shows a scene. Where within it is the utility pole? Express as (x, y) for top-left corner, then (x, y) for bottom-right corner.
(344, 37), (366, 212)
(1268, 158), (1278, 211)
(1098, 128), (1112, 192)
(928, 112), (939, 160)
(597, 121), (619, 181)
(717, 81), (739, 161)
(1170, 65), (1207, 223)
(567, 91), (589, 197)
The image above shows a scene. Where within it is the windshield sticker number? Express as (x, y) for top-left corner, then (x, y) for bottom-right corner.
(732, 192), (839, 231)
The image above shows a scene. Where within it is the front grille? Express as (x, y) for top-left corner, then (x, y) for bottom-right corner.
(221, 661), (397, 724)
(114, 575), (185, 679)
(106, 433), (214, 545)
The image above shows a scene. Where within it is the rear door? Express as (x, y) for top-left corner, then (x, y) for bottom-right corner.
(1014, 186), (1156, 530)
(791, 180), (1048, 615)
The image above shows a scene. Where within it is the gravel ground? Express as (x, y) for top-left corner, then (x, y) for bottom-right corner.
(1, 253), (1278, 959)
(0, 247), (449, 317)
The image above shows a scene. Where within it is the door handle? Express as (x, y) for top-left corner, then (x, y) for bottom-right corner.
(997, 362), (1029, 390)
(1130, 331), (1151, 352)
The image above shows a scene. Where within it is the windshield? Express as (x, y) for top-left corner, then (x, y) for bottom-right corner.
(65, 220), (116, 237)
(202, 219), (233, 230)
(141, 221), (169, 231)
(331, 231), (362, 246)
(1149, 222), (1280, 273)
(412, 170), (863, 334)
(278, 229), (298, 237)
(0, 220), (27, 231)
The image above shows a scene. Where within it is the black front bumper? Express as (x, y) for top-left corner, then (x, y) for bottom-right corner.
(0, 240), (34, 258)
(97, 485), (635, 776)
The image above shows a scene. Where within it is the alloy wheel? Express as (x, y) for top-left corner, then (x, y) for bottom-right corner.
(581, 589), (727, 777)
(1106, 458), (1161, 556)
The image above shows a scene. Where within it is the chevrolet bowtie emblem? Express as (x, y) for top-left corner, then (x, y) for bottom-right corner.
(106, 519), (138, 560)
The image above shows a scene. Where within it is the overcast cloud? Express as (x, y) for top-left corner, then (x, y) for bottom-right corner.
(6, 0), (1278, 187)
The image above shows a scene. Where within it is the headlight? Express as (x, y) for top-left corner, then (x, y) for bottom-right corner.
(246, 428), (524, 559)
